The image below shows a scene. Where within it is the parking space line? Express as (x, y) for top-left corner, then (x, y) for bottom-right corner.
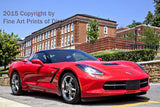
(0, 97), (31, 107)
(111, 100), (159, 107)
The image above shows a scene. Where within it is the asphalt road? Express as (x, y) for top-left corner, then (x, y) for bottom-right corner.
(0, 83), (160, 107)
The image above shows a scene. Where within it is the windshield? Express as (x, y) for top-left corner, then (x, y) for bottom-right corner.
(46, 49), (98, 63)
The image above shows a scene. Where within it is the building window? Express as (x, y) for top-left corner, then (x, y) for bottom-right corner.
(123, 34), (125, 38)
(104, 26), (108, 34)
(42, 43), (44, 50)
(86, 35), (90, 42)
(38, 36), (39, 42)
(68, 35), (70, 45)
(48, 31), (50, 38)
(51, 40), (53, 49)
(43, 34), (44, 40)
(48, 40), (50, 49)
(68, 24), (70, 32)
(86, 24), (89, 31)
(138, 32), (140, 36)
(33, 38), (34, 44)
(65, 26), (67, 33)
(35, 37), (36, 42)
(71, 23), (74, 31)
(54, 38), (56, 48)
(40, 44), (41, 50)
(61, 37), (64, 47)
(65, 36), (67, 46)
(62, 27), (64, 34)
(126, 34), (128, 37)
(54, 29), (56, 36)
(40, 35), (41, 41)
(46, 32), (47, 39)
(71, 34), (73, 44)
(45, 42), (47, 49)
(51, 30), (53, 37)
(35, 45), (36, 52)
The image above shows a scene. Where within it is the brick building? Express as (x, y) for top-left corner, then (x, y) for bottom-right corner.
(116, 25), (160, 40)
(19, 14), (117, 57)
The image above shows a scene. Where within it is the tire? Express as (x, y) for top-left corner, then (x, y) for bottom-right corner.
(10, 72), (22, 95)
(61, 72), (81, 104)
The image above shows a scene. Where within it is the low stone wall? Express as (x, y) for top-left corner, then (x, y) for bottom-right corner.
(138, 60), (160, 83)
(0, 60), (160, 86)
(0, 77), (9, 86)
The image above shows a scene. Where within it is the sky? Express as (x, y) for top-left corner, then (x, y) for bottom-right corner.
(0, 0), (155, 39)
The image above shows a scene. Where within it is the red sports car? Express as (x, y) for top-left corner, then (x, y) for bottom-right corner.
(9, 49), (149, 103)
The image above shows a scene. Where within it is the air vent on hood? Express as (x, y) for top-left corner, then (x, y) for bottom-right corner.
(102, 63), (118, 65)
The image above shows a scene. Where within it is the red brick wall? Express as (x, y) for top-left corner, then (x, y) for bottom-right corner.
(75, 37), (144, 53)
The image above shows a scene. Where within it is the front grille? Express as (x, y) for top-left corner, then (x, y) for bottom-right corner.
(103, 78), (148, 90)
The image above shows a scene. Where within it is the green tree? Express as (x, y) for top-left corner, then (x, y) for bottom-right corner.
(152, 0), (160, 27)
(123, 31), (135, 40)
(140, 26), (160, 48)
(143, 11), (154, 25)
(87, 19), (100, 52)
(127, 20), (142, 28)
(0, 29), (20, 70)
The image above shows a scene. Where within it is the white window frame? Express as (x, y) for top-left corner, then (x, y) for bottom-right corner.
(68, 35), (70, 45)
(51, 30), (53, 37)
(42, 43), (44, 50)
(68, 24), (70, 32)
(65, 36), (67, 46)
(71, 34), (73, 44)
(48, 40), (50, 49)
(40, 44), (41, 50)
(33, 38), (34, 44)
(104, 26), (108, 34)
(54, 38), (56, 48)
(71, 23), (74, 31)
(48, 31), (50, 38)
(46, 32), (48, 39)
(40, 35), (41, 41)
(51, 40), (53, 49)
(61, 37), (64, 47)
(45, 42), (47, 50)
(43, 34), (44, 40)
(65, 26), (67, 33)
(54, 29), (56, 36)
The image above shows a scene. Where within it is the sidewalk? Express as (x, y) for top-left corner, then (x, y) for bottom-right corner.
(0, 97), (31, 107)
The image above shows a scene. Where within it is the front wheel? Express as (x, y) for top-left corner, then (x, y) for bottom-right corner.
(10, 72), (22, 95)
(61, 72), (81, 104)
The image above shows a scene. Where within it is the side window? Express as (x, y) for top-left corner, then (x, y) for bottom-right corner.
(28, 54), (35, 61)
(32, 52), (49, 63)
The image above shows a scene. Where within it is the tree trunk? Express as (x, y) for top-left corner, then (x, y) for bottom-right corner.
(4, 65), (6, 70)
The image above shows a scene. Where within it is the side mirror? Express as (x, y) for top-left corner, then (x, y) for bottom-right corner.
(31, 59), (44, 66)
(97, 58), (102, 61)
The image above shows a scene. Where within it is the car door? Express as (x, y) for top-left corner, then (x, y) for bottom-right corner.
(22, 53), (42, 90)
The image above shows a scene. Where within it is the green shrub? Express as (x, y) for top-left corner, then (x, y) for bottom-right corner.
(92, 49), (155, 62)
(0, 68), (8, 77)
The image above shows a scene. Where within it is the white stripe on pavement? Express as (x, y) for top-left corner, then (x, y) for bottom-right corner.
(0, 97), (31, 107)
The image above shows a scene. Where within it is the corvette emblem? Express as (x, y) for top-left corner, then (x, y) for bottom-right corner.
(125, 71), (132, 75)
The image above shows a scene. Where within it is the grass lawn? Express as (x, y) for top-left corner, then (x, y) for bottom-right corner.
(90, 50), (124, 56)
(0, 67), (9, 77)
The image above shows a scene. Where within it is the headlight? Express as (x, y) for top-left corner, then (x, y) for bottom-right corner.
(76, 64), (104, 75)
(135, 63), (145, 72)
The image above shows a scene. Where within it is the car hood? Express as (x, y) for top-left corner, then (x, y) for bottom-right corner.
(75, 60), (147, 79)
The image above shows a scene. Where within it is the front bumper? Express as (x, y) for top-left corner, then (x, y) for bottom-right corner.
(78, 74), (150, 98)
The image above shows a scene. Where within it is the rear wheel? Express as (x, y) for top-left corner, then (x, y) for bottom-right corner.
(10, 72), (22, 95)
(61, 72), (81, 103)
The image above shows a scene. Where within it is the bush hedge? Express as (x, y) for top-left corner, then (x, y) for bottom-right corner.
(91, 49), (155, 62)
